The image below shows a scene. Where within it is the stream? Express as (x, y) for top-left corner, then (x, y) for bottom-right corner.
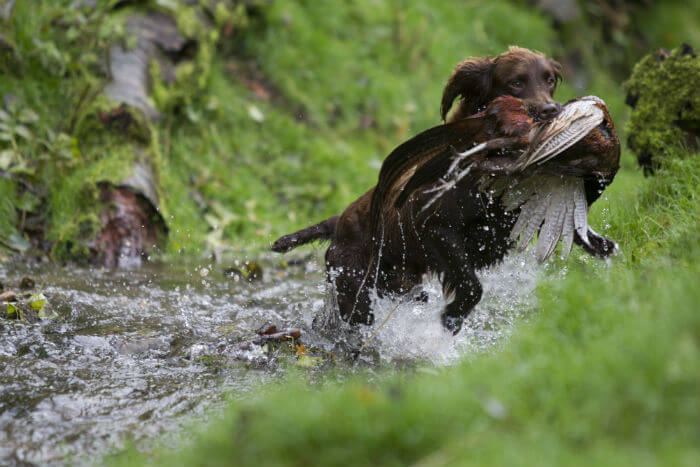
(0, 251), (541, 466)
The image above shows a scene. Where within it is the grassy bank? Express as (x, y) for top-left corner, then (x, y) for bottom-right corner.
(2, 0), (697, 261)
(107, 152), (700, 466)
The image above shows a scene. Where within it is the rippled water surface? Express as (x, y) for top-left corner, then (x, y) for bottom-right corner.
(0, 252), (541, 466)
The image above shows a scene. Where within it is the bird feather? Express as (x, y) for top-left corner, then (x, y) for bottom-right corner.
(573, 180), (590, 247)
(517, 189), (551, 250)
(561, 202), (575, 259)
(517, 97), (605, 169)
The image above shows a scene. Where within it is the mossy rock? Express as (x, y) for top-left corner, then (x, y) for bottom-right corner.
(623, 44), (700, 174)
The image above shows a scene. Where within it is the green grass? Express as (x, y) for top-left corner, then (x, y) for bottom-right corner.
(108, 152), (700, 466)
(1, 0), (669, 259)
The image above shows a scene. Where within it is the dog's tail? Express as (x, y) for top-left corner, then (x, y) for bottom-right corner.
(270, 215), (339, 253)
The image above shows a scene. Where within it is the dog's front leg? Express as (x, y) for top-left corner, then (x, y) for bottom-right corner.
(441, 267), (482, 335)
(425, 227), (483, 335)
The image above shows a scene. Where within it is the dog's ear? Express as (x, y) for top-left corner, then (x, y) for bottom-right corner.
(549, 58), (563, 84)
(441, 57), (493, 122)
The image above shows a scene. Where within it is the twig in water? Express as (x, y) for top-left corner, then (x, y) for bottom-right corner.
(355, 301), (401, 358)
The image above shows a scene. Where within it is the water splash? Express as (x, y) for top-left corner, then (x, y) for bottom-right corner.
(314, 251), (543, 365)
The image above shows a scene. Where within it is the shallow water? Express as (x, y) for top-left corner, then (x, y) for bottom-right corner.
(0, 252), (541, 466)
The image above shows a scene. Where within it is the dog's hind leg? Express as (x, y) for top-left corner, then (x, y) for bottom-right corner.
(271, 215), (339, 253)
(325, 243), (375, 326)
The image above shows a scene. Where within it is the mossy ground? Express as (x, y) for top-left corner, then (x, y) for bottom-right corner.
(623, 46), (700, 171)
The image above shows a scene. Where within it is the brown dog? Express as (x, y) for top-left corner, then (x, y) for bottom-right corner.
(271, 49), (617, 334)
(272, 47), (563, 253)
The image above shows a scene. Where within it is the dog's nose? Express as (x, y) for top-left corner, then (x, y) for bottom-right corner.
(538, 102), (562, 120)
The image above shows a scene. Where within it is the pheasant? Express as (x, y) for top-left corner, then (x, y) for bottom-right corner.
(370, 94), (621, 263)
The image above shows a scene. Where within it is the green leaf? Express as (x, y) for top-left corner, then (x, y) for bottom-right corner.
(18, 108), (39, 124)
(297, 355), (322, 368)
(29, 293), (47, 312)
(9, 162), (34, 176)
(185, 106), (200, 123)
(125, 35), (138, 51)
(4, 97), (18, 114)
(81, 52), (99, 66)
(38, 307), (58, 320)
(66, 27), (80, 41)
(6, 303), (18, 318)
(58, 149), (74, 161)
(13, 124), (32, 140)
(0, 233), (31, 252)
(16, 191), (40, 212)
(0, 109), (9, 121)
(33, 293), (56, 320)
(0, 149), (14, 169)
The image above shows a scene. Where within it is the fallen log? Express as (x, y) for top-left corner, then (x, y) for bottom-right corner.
(89, 9), (199, 266)
(104, 11), (190, 124)
(92, 162), (167, 268)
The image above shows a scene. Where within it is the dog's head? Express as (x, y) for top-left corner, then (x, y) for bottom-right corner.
(441, 46), (563, 122)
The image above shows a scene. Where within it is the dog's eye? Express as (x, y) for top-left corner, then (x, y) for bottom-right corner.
(547, 75), (556, 86)
(510, 80), (524, 89)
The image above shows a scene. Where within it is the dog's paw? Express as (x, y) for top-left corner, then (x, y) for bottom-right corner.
(270, 234), (298, 253)
(441, 313), (464, 336)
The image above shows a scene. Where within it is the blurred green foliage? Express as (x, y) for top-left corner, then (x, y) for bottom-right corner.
(0, 0), (698, 261)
